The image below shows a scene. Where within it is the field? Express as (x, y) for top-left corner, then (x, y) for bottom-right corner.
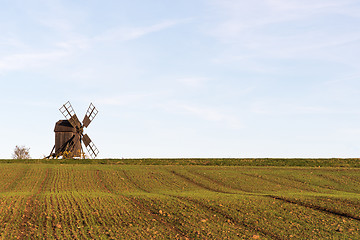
(0, 159), (360, 239)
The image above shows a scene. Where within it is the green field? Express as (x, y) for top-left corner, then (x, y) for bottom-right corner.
(0, 159), (360, 239)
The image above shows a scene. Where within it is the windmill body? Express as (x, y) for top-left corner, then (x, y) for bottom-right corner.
(47, 101), (99, 159)
(54, 120), (81, 157)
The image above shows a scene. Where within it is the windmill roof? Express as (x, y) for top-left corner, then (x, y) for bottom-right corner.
(54, 120), (76, 132)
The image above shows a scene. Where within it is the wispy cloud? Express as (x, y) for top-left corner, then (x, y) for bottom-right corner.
(251, 101), (334, 115)
(95, 93), (159, 106)
(0, 17), (189, 74)
(168, 103), (243, 129)
(0, 50), (69, 72)
(319, 73), (360, 100)
(176, 77), (209, 88)
(0, 37), (27, 49)
(211, 0), (356, 29)
(207, 0), (360, 70)
(95, 18), (192, 42)
(324, 73), (360, 85)
(337, 127), (360, 136)
(55, 38), (91, 51)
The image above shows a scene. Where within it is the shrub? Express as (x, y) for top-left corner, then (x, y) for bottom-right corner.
(12, 145), (31, 159)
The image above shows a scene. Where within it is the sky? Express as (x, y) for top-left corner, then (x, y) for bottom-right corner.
(1, 0), (360, 159)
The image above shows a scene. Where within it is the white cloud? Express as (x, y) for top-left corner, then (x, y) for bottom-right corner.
(207, 0), (360, 67)
(95, 19), (192, 42)
(176, 77), (209, 88)
(265, 0), (354, 12)
(0, 50), (69, 72)
(95, 93), (158, 106)
(337, 127), (360, 136)
(55, 37), (91, 51)
(319, 73), (360, 100)
(0, 37), (27, 49)
(324, 73), (360, 85)
(170, 103), (243, 129)
(0, 18), (190, 74)
(251, 101), (333, 115)
(0, 36), (89, 74)
(0, 19), (148, 74)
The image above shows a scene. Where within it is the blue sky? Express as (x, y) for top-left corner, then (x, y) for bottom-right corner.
(1, 0), (360, 158)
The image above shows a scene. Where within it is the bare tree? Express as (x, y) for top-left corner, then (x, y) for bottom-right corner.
(12, 145), (31, 159)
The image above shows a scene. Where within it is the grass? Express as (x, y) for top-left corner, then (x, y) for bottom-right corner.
(1, 158), (360, 167)
(0, 159), (359, 239)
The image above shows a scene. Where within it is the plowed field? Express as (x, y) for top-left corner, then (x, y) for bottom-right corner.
(0, 161), (360, 239)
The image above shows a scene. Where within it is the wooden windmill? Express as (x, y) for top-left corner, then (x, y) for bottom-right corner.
(47, 101), (99, 159)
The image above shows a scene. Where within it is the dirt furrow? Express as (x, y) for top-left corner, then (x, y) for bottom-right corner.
(18, 168), (50, 239)
(188, 170), (252, 193)
(239, 172), (314, 192)
(3, 167), (30, 192)
(172, 195), (283, 240)
(95, 170), (113, 193)
(121, 170), (151, 193)
(123, 195), (190, 239)
(170, 170), (233, 194)
(67, 194), (96, 239)
(267, 195), (360, 222)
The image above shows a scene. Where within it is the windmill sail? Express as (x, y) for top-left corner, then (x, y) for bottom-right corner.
(83, 103), (98, 128)
(83, 134), (99, 158)
(59, 101), (82, 128)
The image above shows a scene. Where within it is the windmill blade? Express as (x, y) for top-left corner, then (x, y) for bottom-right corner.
(82, 133), (91, 147)
(82, 134), (99, 158)
(59, 101), (82, 128)
(83, 103), (98, 128)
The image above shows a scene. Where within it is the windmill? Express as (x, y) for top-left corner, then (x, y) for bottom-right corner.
(46, 101), (99, 159)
